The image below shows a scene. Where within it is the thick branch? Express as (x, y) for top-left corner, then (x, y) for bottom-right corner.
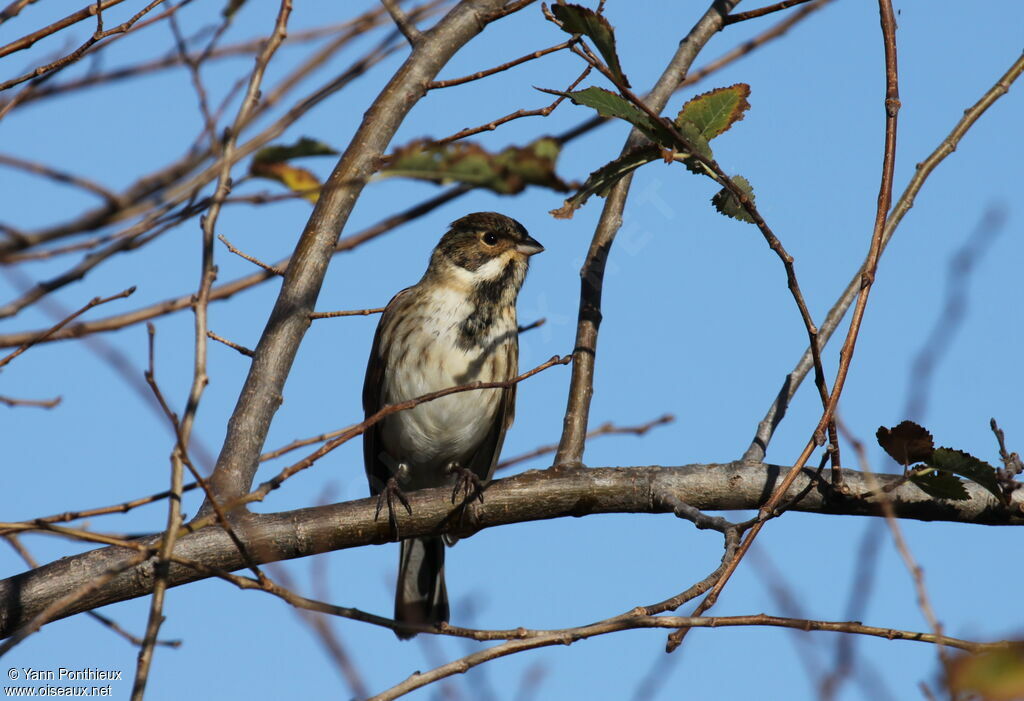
(2, 463), (1020, 639)
(203, 0), (512, 510)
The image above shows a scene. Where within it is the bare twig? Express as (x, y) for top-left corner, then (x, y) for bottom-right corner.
(0, 153), (120, 205)
(0, 187), (467, 348)
(0, 0), (128, 59)
(131, 3), (293, 697)
(497, 414), (674, 470)
(380, 0), (422, 45)
(743, 50), (1024, 465)
(433, 63), (592, 145)
(0, 394), (61, 408)
(218, 234), (285, 275)
(839, 420), (949, 666)
(428, 39), (576, 89)
(0, 0), (170, 97)
(207, 330), (254, 357)
(553, 0), (741, 468)
(370, 613), (1000, 700)
(0, 286), (134, 369)
(667, 0), (904, 652)
(724, 0), (817, 25)
(309, 307), (385, 320)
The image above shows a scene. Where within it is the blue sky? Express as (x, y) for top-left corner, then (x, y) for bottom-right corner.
(1, 1), (1022, 699)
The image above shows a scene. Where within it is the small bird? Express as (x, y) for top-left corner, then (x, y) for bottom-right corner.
(362, 212), (543, 638)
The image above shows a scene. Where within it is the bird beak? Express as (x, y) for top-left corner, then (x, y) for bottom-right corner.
(515, 235), (544, 256)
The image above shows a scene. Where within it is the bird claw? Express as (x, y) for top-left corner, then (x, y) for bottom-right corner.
(448, 463), (485, 505)
(375, 477), (412, 537)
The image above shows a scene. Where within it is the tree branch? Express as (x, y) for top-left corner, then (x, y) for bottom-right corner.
(553, 0), (739, 468)
(2, 463), (1020, 640)
(201, 0), (513, 511)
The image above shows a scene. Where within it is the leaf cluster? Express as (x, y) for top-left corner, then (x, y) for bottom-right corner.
(876, 420), (1006, 502)
(544, 3), (754, 222)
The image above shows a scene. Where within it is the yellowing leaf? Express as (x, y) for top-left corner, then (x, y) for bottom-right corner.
(379, 138), (570, 195)
(677, 84), (751, 140)
(252, 137), (337, 165)
(250, 161), (321, 202)
(950, 645), (1024, 701)
(551, 4), (629, 87)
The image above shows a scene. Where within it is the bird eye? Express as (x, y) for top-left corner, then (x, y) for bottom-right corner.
(481, 232), (499, 246)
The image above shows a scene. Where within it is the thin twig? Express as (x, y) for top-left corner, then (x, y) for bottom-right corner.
(428, 39), (576, 89)
(742, 48), (1024, 467)
(433, 64), (592, 145)
(218, 234), (285, 275)
(0, 394), (61, 408)
(309, 307), (385, 320)
(370, 613), (999, 700)
(207, 330), (254, 357)
(0, 153), (120, 205)
(667, 0), (904, 652)
(724, 0), (818, 25)
(131, 3), (292, 697)
(380, 0), (422, 46)
(0, 0), (169, 95)
(0, 286), (134, 369)
(496, 414), (674, 470)
(839, 419), (949, 666)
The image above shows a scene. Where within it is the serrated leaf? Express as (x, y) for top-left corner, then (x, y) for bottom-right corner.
(677, 84), (751, 140)
(551, 144), (661, 219)
(929, 447), (1003, 501)
(672, 117), (714, 173)
(549, 87), (677, 147)
(378, 138), (570, 195)
(949, 645), (1024, 701)
(252, 137), (337, 165)
(711, 175), (756, 223)
(876, 421), (935, 466)
(249, 161), (321, 202)
(551, 3), (629, 87)
(909, 468), (970, 501)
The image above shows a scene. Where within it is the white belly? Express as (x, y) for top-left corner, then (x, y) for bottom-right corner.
(379, 286), (513, 481)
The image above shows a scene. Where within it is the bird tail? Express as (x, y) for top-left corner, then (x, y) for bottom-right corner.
(394, 536), (449, 639)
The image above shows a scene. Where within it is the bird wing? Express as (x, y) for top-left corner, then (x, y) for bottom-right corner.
(362, 288), (411, 496)
(464, 332), (518, 485)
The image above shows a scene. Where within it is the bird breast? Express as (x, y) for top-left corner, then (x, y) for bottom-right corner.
(379, 284), (515, 477)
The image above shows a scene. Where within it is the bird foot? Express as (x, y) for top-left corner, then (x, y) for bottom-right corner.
(375, 477), (412, 537)
(447, 463), (485, 505)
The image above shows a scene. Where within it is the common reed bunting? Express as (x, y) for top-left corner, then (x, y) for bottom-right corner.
(363, 212), (543, 638)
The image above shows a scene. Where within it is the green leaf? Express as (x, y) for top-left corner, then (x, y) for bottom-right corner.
(252, 137), (338, 165)
(677, 84), (751, 140)
(876, 421), (935, 467)
(249, 161), (322, 203)
(909, 468), (970, 501)
(378, 138), (570, 195)
(551, 3), (629, 87)
(549, 87), (676, 146)
(672, 118), (714, 173)
(551, 144), (661, 219)
(711, 175), (756, 223)
(929, 447), (1003, 501)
